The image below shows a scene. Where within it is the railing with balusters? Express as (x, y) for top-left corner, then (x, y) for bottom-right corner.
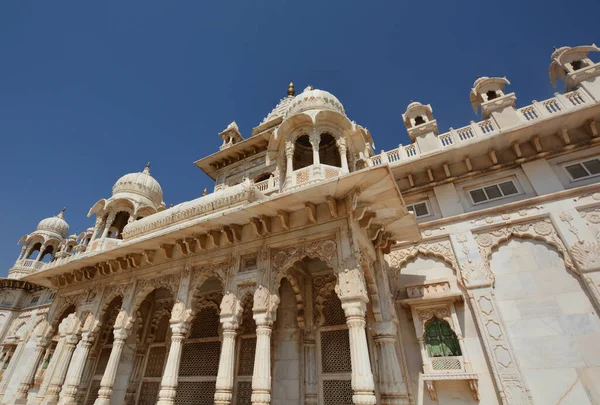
(368, 88), (594, 168)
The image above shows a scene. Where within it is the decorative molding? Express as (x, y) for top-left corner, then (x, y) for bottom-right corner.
(474, 218), (576, 274)
(271, 238), (338, 274)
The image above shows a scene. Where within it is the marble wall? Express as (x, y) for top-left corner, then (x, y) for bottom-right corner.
(491, 238), (600, 404)
(396, 256), (499, 405)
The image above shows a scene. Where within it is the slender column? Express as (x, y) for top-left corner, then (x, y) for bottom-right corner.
(251, 286), (276, 405)
(124, 347), (146, 405)
(156, 322), (188, 405)
(372, 322), (409, 405)
(42, 333), (78, 405)
(93, 327), (129, 405)
(100, 213), (116, 239)
(309, 132), (321, 177)
(35, 244), (48, 262)
(343, 300), (376, 405)
(215, 293), (242, 405)
(285, 141), (294, 187)
(89, 216), (104, 244)
(36, 338), (65, 402)
(303, 334), (318, 405)
(17, 246), (27, 261)
(35, 346), (53, 385)
(251, 314), (272, 405)
(13, 338), (49, 404)
(58, 332), (95, 405)
(337, 138), (349, 173)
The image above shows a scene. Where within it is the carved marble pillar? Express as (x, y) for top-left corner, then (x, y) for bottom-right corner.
(285, 141), (294, 187)
(42, 333), (78, 405)
(36, 338), (65, 402)
(371, 322), (408, 405)
(303, 333), (318, 405)
(215, 293), (242, 405)
(337, 138), (349, 173)
(35, 243), (48, 262)
(89, 216), (104, 244)
(13, 338), (49, 404)
(337, 262), (377, 405)
(35, 346), (53, 385)
(156, 320), (188, 405)
(309, 132), (321, 177)
(58, 332), (95, 405)
(251, 314), (272, 405)
(251, 286), (278, 405)
(94, 309), (132, 405)
(100, 212), (116, 239)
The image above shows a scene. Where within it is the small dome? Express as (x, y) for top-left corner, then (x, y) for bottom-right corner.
(473, 76), (490, 89)
(551, 46), (570, 61)
(112, 163), (163, 207)
(36, 209), (69, 239)
(285, 86), (345, 118)
(406, 101), (424, 110)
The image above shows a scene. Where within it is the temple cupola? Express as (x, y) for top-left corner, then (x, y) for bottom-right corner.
(470, 76), (520, 130)
(10, 208), (70, 278)
(402, 101), (438, 153)
(87, 163), (165, 250)
(219, 121), (244, 150)
(549, 44), (600, 99)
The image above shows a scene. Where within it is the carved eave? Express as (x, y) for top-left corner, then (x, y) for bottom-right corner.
(194, 131), (271, 180)
(24, 166), (419, 288)
(397, 291), (463, 307)
(0, 278), (46, 292)
(389, 99), (600, 188)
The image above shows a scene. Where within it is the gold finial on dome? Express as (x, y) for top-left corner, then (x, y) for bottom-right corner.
(203, 188), (208, 196)
(287, 82), (295, 97)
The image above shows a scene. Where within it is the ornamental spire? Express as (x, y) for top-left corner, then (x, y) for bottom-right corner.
(57, 207), (66, 219)
(143, 162), (151, 174)
(287, 81), (295, 97)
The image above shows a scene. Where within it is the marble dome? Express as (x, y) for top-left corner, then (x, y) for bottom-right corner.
(285, 86), (345, 118)
(36, 209), (70, 239)
(112, 164), (163, 207)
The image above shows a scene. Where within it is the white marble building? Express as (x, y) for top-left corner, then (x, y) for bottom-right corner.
(1, 44), (600, 405)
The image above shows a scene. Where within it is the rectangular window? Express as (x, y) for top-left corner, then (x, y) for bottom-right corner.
(49, 292), (56, 300)
(406, 201), (431, 218)
(565, 158), (600, 180)
(30, 296), (40, 304)
(468, 180), (519, 204)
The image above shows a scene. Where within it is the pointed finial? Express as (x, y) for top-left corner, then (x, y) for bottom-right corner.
(143, 162), (150, 174)
(57, 207), (66, 218)
(203, 188), (208, 196)
(553, 46), (557, 50)
(287, 81), (295, 97)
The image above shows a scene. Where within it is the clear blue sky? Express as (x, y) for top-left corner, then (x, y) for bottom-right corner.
(0, 1), (597, 275)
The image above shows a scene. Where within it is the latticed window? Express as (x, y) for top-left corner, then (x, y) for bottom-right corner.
(234, 297), (256, 404)
(176, 298), (222, 405)
(425, 317), (461, 358)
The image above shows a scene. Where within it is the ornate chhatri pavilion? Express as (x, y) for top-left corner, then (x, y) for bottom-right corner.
(1, 44), (600, 405)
